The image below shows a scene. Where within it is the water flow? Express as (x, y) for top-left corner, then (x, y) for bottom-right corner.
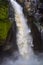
(10, 0), (32, 58)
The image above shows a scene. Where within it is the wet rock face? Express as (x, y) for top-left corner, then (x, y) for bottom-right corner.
(16, 0), (24, 4)
(8, 0), (14, 22)
(39, 0), (43, 3)
(0, 0), (18, 51)
(24, 2), (31, 15)
(4, 22), (18, 51)
(3, 2), (18, 51)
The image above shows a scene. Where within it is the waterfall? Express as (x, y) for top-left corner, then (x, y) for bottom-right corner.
(10, 0), (32, 58)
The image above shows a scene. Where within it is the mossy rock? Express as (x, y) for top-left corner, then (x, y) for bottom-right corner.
(0, 20), (12, 45)
(0, 6), (8, 20)
(0, 0), (8, 20)
(0, 21), (12, 39)
(0, 0), (12, 46)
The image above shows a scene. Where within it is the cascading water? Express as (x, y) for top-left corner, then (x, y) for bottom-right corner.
(10, 0), (32, 58)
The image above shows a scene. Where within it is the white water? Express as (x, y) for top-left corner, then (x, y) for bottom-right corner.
(10, 0), (32, 58)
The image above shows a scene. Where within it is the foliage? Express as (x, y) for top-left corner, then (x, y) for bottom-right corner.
(0, 6), (8, 20)
(0, 0), (12, 41)
(0, 21), (12, 40)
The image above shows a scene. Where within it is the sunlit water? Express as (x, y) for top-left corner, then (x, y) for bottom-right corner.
(0, 0), (43, 65)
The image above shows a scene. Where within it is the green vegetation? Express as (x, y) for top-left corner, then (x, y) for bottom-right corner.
(0, 6), (8, 20)
(0, 21), (12, 40)
(0, 0), (12, 45)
